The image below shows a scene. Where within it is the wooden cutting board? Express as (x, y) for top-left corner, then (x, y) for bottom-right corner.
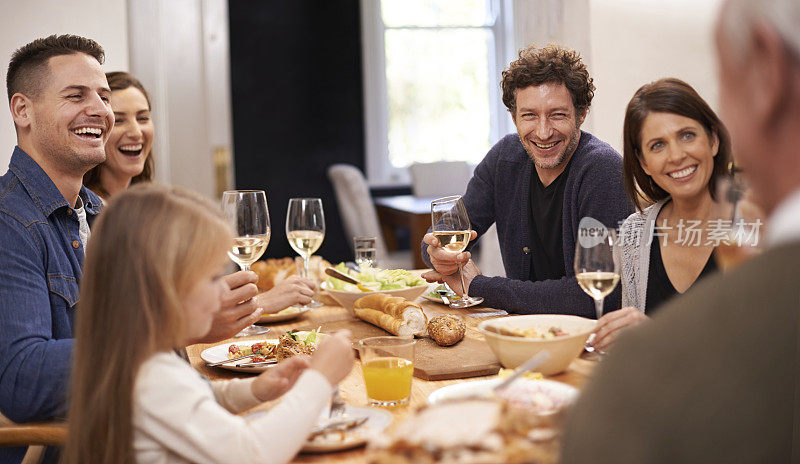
(304, 318), (501, 381)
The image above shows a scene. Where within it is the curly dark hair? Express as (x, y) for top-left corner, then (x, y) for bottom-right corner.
(7, 34), (104, 102)
(501, 43), (595, 118)
(622, 78), (732, 210)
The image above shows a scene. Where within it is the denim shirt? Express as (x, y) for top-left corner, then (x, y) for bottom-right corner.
(0, 146), (102, 423)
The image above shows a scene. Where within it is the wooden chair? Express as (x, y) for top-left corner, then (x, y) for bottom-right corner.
(0, 413), (66, 464)
(327, 164), (412, 268)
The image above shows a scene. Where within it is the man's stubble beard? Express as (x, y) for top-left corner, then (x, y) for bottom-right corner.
(34, 122), (106, 176)
(522, 120), (582, 171)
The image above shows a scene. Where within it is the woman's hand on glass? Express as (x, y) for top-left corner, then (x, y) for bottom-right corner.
(591, 306), (649, 352)
(256, 275), (315, 313)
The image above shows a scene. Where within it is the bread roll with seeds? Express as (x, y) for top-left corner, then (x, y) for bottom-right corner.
(427, 315), (465, 346)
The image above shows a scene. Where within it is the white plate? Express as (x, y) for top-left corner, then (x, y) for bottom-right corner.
(427, 377), (578, 412)
(420, 284), (460, 305)
(302, 405), (393, 453)
(200, 339), (279, 373)
(258, 306), (310, 323)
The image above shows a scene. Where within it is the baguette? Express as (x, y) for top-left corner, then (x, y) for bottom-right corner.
(353, 294), (428, 337)
(353, 307), (404, 336)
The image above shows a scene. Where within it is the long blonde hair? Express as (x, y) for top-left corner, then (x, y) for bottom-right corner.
(63, 184), (232, 464)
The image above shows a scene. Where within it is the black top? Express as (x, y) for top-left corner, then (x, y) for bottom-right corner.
(646, 236), (718, 314)
(528, 159), (573, 282)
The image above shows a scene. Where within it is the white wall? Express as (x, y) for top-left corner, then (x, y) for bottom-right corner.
(0, 0), (129, 171)
(589, 0), (724, 152)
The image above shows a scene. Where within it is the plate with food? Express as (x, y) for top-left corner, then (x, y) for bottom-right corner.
(200, 329), (323, 373)
(370, 391), (569, 464)
(301, 405), (393, 453)
(420, 283), (460, 305)
(257, 306), (310, 323)
(426, 377), (578, 414)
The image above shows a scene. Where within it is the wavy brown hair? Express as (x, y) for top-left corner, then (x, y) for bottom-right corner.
(622, 78), (732, 210)
(83, 71), (155, 198)
(63, 184), (231, 464)
(501, 43), (595, 118)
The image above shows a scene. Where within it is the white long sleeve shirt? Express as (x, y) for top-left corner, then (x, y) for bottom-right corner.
(133, 352), (331, 464)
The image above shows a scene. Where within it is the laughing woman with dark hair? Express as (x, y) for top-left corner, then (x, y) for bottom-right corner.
(83, 71), (154, 200)
(591, 78), (732, 352)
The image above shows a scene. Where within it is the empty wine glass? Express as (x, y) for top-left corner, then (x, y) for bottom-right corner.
(574, 228), (619, 353)
(221, 190), (271, 337)
(286, 198), (325, 309)
(430, 195), (483, 308)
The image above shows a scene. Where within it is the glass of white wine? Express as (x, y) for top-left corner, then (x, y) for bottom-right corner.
(221, 190), (271, 337)
(431, 195), (483, 308)
(286, 198), (325, 309)
(574, 229), (619, 352)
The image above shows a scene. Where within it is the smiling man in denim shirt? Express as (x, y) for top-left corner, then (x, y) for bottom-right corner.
(0, 35), (111, 463)
(0, 35), (272, 463)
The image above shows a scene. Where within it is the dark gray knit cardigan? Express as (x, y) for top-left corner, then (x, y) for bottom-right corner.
(422, 131), (633, 318)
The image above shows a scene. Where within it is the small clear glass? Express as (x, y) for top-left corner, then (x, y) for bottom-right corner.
(353, 236), (377, 269)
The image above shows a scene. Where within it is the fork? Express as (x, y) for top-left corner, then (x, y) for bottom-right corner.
(329, 387), (346, 418)
(436, 289), (451, 305)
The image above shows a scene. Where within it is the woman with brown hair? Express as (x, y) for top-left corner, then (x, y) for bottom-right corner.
(63, 184), (354, 464)
(591, 78), (732, 352)
(83, 71), (154, 200)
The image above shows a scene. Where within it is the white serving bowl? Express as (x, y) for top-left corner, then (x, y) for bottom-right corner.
(478, 315), (596, 376)
(320, 281), (429, 311)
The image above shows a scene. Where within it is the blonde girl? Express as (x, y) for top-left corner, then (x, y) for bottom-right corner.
(64, 184), (353, 464)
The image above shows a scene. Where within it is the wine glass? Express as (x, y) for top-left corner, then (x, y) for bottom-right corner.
(286, 198), (325, 309)
(574, 228), (619, 352)
(713, 174), (764, 270)
(221, 190), (271, 337)
(430, 195), (483, 308)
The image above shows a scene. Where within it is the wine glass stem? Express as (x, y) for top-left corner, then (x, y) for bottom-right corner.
(458, 262), (470, 300)
(302, 255), (310, 278)
(594, 297), (604, 320)
(240, 263), (249, 272)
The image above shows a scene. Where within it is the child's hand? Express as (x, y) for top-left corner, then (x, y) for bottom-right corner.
(251, 356), (310, 402)
(309, 330), (354, 386)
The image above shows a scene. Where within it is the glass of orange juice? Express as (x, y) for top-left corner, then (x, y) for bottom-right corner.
(358, 337), (415, 407)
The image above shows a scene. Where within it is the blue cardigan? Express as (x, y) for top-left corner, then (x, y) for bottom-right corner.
(423, 132), (633, 318)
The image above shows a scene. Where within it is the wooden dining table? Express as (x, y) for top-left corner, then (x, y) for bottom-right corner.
(186, 298), (598, 463)
(0, 296), (596, 462)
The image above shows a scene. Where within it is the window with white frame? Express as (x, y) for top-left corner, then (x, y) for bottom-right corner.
(361, 0), (515, 185)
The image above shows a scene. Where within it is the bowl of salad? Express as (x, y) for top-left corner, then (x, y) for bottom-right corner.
(321, 263), (429, 310)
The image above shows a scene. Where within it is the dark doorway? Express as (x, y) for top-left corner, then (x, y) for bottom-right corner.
(228, 0), (365, 263)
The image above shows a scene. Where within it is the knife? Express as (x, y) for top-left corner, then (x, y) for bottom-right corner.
(324, 267), (362, 286)
(206, 354), (253, 367)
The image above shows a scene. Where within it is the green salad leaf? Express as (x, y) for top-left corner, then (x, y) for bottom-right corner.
(326, 263), (426, 292)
